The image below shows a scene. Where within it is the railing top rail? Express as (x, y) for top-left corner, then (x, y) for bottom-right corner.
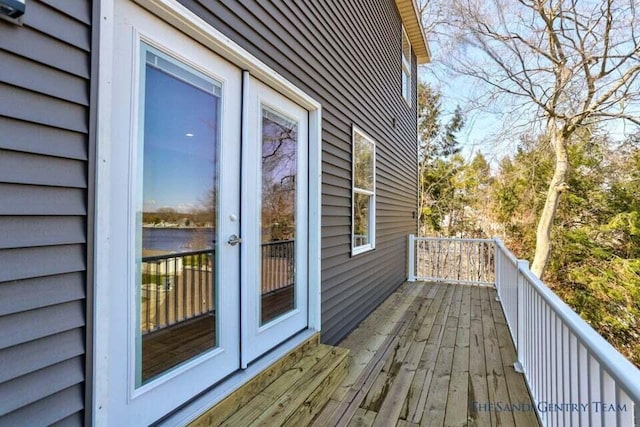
(413, 236), (495, 243)
(142, 248), (213, 262)
(142, 240), (295, 262)
(519, 265), (640, 402)
(262, 239), (295, 247)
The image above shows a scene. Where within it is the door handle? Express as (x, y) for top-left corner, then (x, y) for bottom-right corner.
(227, 234), (242, 246)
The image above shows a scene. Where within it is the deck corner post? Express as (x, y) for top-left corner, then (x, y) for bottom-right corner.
(515, 259), (530, 373)
(408, 234), (416, 282)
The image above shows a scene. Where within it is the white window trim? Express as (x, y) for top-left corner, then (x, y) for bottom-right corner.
(351, 126), (376, 256)
(95, 0), (323, 424)
(401, 25), (412, 105)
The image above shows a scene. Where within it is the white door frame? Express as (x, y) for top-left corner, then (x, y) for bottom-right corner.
(95, 0), (322, 424)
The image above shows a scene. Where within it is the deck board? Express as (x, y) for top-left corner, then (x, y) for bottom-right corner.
(480, 285), (516, 427)
(317, 282), (539, 427)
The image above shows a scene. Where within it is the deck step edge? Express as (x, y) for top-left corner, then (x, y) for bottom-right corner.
(189, 333), (321, 427)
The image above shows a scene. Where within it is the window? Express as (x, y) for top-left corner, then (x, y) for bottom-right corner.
(402, 25), (412, 103)
(352, 128), (375, 254)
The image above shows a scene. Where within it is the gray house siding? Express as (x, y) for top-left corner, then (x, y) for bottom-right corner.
(0, 1), (93, 425)
(178, 0), (419, 344)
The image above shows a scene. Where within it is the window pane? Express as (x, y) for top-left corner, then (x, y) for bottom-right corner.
(354, 133), (374, 191)
(354, 192), (370, 247)
(137, 46), (220, 386)
(261, 106), (297, 325)
(402, 68), (410, 101)
(402, 28), (411, 63)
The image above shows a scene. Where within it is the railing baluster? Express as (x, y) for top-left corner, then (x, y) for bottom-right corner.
(561, 324), (569, 427)
(552, 311), (559, 427)
(569, 332), (577, 427)
(408, 235), (415, 281)
(436, 239), (440, 280)
(543, 304), (549, 416)
(587, 350), (594, 427)
(603, 370), (616, 426)
(175, 259), (180, 325)
(197, 253), (202, 316)
(475, 241), (479, 282)
(447, 240), (451, 281)
(480, 241), (484, 282)
(578, 343), (587, 427)
(145, 262), (150, 332)
(154, 262), (160, 330)
(464, 241), (468, 283)
(206, 251), (210, 312)
(537, 293), (543, 409)
(165, 257), (170, 326)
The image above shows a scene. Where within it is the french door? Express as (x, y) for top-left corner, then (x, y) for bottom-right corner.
(241, 76), (309, 366)
(105, 1), (308, 423)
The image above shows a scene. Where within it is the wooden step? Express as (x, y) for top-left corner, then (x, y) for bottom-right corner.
(190, 335), (351, 427)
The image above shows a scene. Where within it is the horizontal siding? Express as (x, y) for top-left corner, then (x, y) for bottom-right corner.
(21, 0), (91, 51)
(51, 411), (86, 427)
(0, 357), (84, 415)
(0, 184), (87, 215)
(40, 0), (91, 24)
(0, 329), (85, 383)
(0, 83), (87, 132)
(0, 117), (87, 160)
(0, 385), (84, 427)
(0, 273), (86, 316)
(0, 50), (89, 106)
(0, 0), (91, 424)
(0, 300), (85, 350)
(0, 150), (87, 187)
(0, 245), (86, 283)
(179, 0), (418, 345)
(0, 216), (86, 249)
(0, 24), (89, 78)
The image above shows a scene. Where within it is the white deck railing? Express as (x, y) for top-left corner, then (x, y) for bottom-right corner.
(408, 234), (640, 426)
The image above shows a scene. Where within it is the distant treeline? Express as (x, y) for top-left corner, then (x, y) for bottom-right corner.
(143, 208), (213, 226)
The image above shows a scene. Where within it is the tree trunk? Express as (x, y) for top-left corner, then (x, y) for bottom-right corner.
(531, 129), (570, 278)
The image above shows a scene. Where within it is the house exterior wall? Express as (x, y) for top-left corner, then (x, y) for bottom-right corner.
(0, 0), (418, 424)
(176, 0), (419, 344)
(0, 1), (94, 425)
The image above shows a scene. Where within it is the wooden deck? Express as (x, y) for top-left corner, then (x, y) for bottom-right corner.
(314, 282), (539, 427)
(189, 335), (351, 427)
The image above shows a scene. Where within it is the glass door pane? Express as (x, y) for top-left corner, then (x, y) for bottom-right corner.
(260, 107), (298, 324)
(137, 45), (221, 385)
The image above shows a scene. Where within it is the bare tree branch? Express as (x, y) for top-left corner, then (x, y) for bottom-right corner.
(419, 0), (640, 278)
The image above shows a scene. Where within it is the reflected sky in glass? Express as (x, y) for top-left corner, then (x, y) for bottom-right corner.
(142, 66), (219, 213)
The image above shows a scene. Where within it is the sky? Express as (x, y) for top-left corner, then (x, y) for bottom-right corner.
(142, 65), (219, 214)
(417, 1), (639, 165)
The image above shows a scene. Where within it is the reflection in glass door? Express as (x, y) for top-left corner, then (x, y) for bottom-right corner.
(136, 45), (221, 385)
(260, 107), (297, 324)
